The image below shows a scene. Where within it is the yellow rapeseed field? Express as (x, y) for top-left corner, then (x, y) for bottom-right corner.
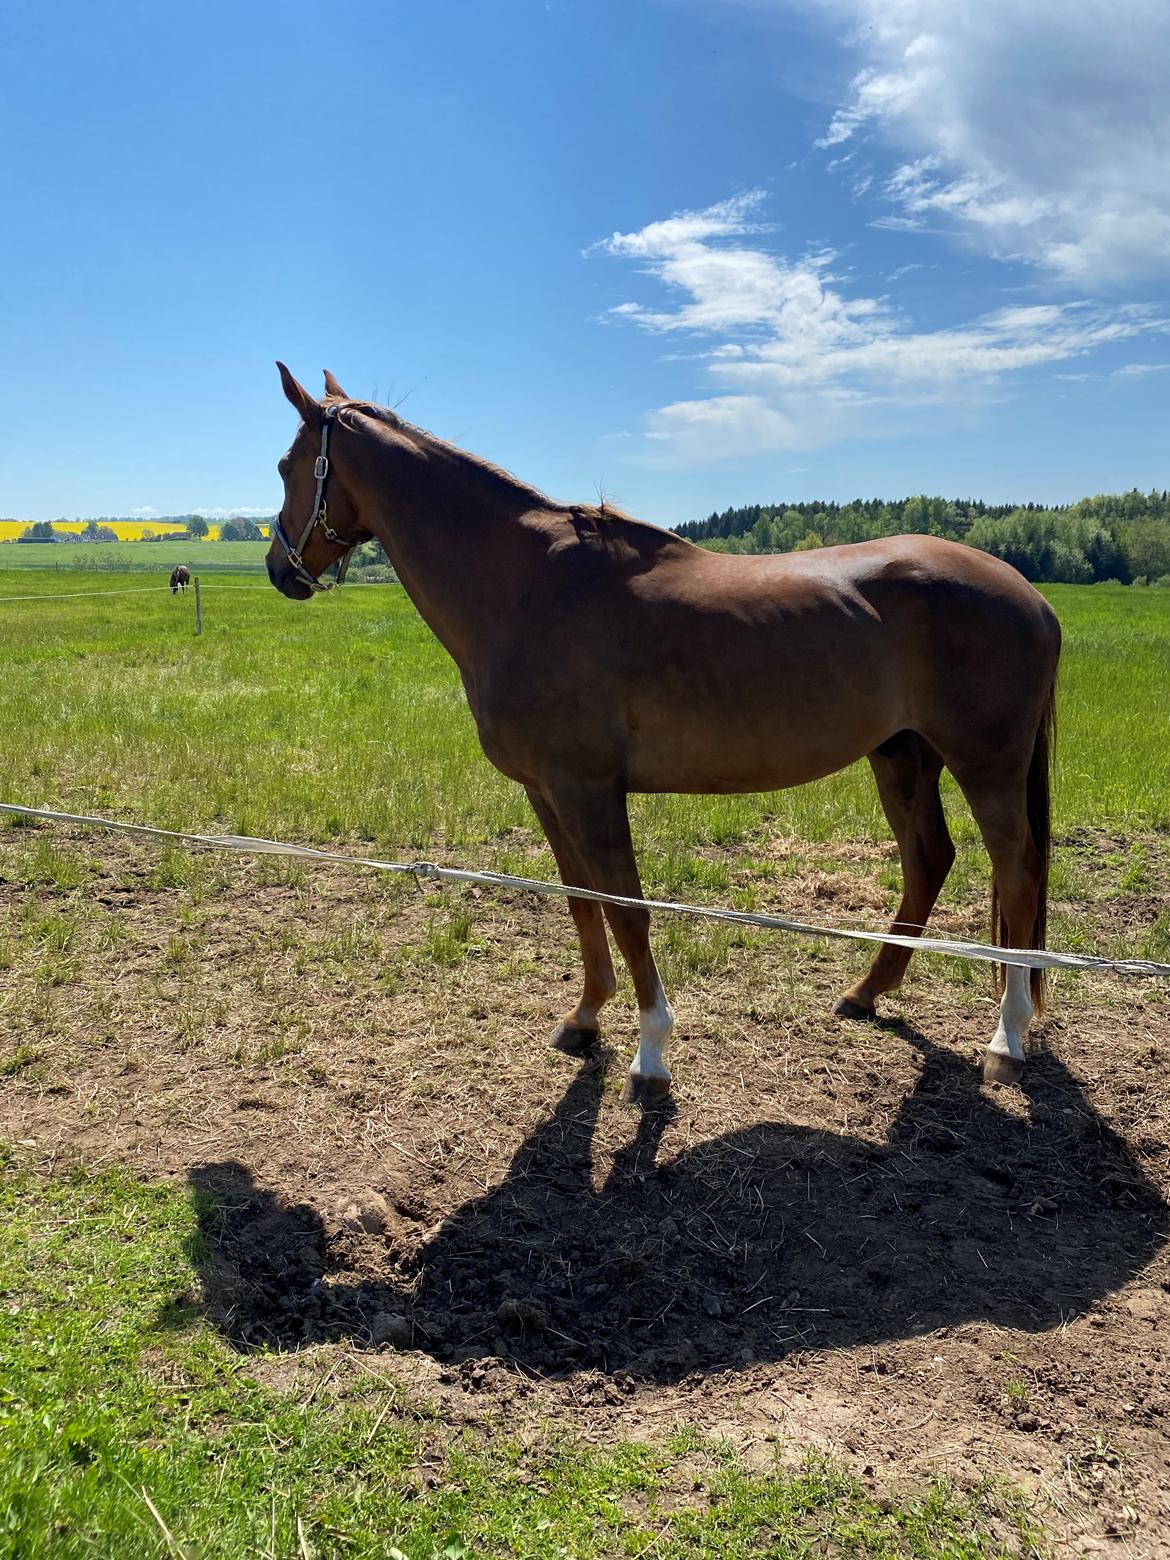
(0, 520), (224, 541)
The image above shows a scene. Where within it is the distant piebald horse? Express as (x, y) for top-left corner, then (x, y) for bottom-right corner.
(170, 565), (190, 594)
(267, 365), (1061, 1099)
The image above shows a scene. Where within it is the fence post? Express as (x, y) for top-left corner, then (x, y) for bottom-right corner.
(193, 576), (202, 636)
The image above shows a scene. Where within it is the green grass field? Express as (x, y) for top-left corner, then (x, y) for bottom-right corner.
(0, 540), (268, 573)
(1, 572), (1168, 856)
(2, 568), (1168, 1556)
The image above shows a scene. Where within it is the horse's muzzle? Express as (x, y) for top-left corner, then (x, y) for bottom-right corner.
(266, 552), (314, 602)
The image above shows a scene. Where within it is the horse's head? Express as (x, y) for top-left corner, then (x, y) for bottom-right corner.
(267, 364), (372, 600)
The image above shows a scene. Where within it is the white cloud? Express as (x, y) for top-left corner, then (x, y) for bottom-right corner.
(808, 0), (1170, 284)
(594, 191), (769, 260)
(188, 505), (276, 519)
(644, 396), (803, 460)
(128, 504), (274, 520)
(1112, 362), (1170, 378)
(594, 194), (1168, 459)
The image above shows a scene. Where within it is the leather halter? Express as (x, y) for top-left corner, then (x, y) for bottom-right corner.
(271, 405), (360, 591)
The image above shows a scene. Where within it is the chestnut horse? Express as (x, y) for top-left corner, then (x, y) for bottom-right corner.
(268, 366), (1061, 1099)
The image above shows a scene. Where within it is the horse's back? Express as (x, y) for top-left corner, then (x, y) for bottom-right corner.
(621, 534), (1060, 792)
(695, 534), (1053, 626)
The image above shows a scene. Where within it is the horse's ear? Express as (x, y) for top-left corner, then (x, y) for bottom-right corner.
(276, 361), (320, 424)
(322, 369), (350, 399)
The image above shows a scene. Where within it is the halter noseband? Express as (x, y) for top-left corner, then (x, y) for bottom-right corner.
(271, 405), (360, 592)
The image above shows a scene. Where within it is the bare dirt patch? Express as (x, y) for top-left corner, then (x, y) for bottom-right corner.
(2, 825), (1169, 1554)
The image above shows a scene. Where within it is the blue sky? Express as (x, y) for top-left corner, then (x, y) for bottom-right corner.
(2, 0), (1167, 525)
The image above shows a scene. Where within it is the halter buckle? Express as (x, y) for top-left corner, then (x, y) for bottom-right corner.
(313, 454), (329, 481)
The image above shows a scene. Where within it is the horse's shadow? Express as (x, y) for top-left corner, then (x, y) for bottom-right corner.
(185, 1031), (1167, 1381)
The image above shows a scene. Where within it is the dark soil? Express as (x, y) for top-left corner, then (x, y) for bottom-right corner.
(2, 826), (1169, 1554)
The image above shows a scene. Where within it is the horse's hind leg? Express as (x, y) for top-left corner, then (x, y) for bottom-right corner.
(526, 787), (617, 1055)
(836, 732), (955, 1020)
(951, 766), (1045, 1085)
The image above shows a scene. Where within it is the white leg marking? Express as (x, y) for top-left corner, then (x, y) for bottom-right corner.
(988, 963), (1033, 1062)
(629, 984), (674, 1084)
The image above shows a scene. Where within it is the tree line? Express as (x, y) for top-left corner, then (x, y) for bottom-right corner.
(675, 490), (1170, 584)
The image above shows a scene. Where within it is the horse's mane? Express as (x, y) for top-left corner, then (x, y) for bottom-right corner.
(331, 397), (552, 505)
(328, 395), (654, 533)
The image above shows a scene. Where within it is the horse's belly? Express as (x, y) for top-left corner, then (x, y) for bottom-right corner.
(625, 710), (890, 794)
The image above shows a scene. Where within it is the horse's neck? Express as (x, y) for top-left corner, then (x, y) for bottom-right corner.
(348, 420), (546, 669)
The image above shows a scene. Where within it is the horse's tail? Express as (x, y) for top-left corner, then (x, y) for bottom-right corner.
(990, 679), (1055, 1013)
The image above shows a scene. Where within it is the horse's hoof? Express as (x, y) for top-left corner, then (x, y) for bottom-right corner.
(982, 1051), (1024, 1086)
(551, 1022), (600, 1057)
(834, 996), (876, 1022)
(623, 1072), (672, 1106)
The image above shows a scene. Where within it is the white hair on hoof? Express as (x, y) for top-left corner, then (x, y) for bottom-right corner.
(626, 985), (673, 1103)
(983, 963), (1033, 1085)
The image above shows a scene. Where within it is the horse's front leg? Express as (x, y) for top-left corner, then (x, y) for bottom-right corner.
(542, 778), (674, 1104)
(526, 787), (617, 1055)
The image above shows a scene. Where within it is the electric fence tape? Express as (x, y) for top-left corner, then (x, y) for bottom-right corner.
(2, 801), (1168, 980)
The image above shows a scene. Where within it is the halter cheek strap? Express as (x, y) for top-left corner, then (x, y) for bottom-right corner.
(271, 405), (359, 592)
